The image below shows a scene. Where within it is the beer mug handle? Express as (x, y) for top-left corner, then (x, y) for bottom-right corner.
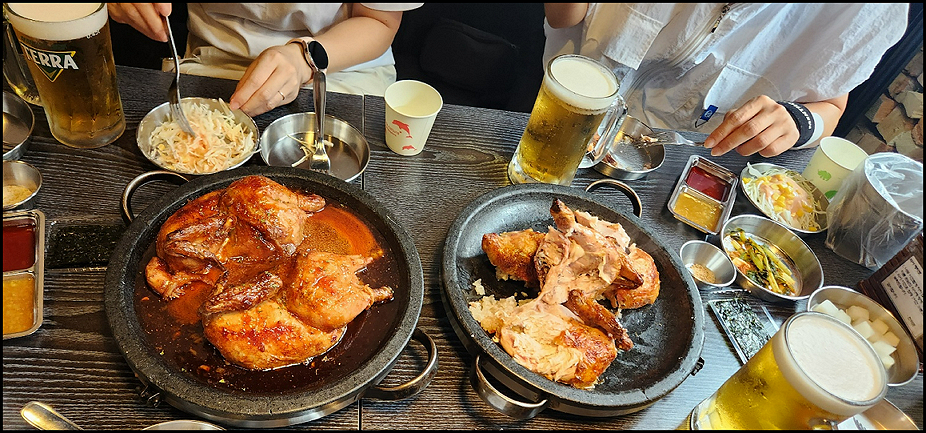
(579, 95), (627, 169)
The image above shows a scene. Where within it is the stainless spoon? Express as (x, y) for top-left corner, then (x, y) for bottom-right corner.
(292, 41), (330, 173)
(21, 401), (224, 430)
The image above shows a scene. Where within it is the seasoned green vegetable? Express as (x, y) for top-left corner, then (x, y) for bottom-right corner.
(723, 228), (796, 296)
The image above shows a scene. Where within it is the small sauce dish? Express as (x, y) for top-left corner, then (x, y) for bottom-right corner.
(679, 240), (736, 290)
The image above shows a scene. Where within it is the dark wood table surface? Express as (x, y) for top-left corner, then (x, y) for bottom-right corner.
(3, 66), (922, 430)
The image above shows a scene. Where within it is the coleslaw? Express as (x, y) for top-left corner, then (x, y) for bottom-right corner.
(742, 164), (825, 232)
(146, 99), (255, 174)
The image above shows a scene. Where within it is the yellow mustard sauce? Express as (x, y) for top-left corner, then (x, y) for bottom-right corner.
(3, 274), (35, 335)
(674, 190), (721, 230)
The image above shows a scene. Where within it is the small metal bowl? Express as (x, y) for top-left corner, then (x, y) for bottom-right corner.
(740, 162), (829, 234)
(143, 420), (224, 430)
(679, 240), (736, 290)
(594, 116), (665, 180)
(720, 214), (823, 303)
(137, 98), (259, 176)
(259, 112), (370, 182)
(806, 285), (918, 386)
(3, 91), (35, 161)
(3, 160), (42, 210)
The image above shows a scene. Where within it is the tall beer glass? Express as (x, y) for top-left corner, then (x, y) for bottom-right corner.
(5, 3), (125, 148)
(690, 312), (887, 429)
(508, 54), (619, 186)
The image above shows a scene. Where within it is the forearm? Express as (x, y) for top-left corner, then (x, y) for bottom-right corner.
(802, 94), (848, 143)
(312, 6), (402, 74)
(544, 3), (589, 28)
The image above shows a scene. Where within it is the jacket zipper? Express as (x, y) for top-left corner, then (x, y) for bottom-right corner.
(621, 3), (736, 101)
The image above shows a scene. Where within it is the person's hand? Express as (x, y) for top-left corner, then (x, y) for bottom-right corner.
(108, 3), (172, 42)
(228, 43), (313, 117)
(703, 95), (799, 158)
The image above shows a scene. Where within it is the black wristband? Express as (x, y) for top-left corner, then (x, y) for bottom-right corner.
(777, 101), (815, 147)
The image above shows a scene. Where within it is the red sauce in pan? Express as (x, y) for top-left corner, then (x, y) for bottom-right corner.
(3, 220), (36, 272)
(685, 165), (730, 202)
(134, 199), (405, 395)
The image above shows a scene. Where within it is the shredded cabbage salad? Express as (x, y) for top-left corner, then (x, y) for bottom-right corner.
(146, 99), (255, 174)
(742, 164), (825, 232)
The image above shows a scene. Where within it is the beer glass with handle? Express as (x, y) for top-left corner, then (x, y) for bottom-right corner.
(508, 54), (621, 186)
(690, 311), (887, 429)
(5, 3), (125, 149)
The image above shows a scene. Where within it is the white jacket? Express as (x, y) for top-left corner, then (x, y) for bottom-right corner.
(544, 3), (909, 133)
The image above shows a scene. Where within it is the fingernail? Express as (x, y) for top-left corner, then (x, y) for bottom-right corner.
(710, 147), (723, 157)
(703, 138), (714, 149)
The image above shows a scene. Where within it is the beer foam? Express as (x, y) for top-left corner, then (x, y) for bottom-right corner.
(546, 56), (618, 112)
(7, 3), (105, 41)
(775, 313), (885, 416)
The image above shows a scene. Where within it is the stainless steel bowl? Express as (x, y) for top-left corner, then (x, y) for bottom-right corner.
(3, 91), (34, 161)
(3, 160), (42, 210)
(740, 162), (829, 234)
(679, 240), (736, 290)
(720, 214), (823, 302)
(137, 98), (259, 175)
(806, 285), (918, 386)
(259, 113), (369, 182)
(593, 116), (665, 180)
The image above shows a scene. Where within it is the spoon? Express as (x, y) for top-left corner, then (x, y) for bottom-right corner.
(292, 41), (331, 173)
(21, 401), (224, 430)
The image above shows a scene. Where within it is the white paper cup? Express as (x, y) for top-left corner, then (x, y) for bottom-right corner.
(801, 136), (868, 200)
(384, 80), (443, 156)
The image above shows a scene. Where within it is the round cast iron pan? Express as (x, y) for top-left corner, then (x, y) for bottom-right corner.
(441, 183), (705, 417)
(104, 166), (428, 427)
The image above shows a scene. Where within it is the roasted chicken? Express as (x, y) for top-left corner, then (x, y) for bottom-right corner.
(473, 199), (661, 388)
(145, 175), (391, 370)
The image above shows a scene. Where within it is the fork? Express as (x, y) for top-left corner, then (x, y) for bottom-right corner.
(163, 15), (194, 135)
(635, 129), (705, 148)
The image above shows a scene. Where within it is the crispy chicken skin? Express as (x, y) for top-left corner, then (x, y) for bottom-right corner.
(603, 245), (660, 310)
(482, 229), (545, 287)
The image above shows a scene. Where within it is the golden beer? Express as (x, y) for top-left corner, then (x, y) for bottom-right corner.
(508, 55), (618, 185)
(5, 3), (124, 148)
(691, 312), (887, 430)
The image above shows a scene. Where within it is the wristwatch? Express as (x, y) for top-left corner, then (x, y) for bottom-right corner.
(289, 38), (328, 73)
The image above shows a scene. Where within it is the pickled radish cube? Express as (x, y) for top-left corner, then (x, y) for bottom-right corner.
(870, 319), (890, 336)
(852, 320), (876, 340)
(812, 300), (841, 316)
(882, 331), (901, 347)
(833, 309), (852, 325)
(880, 353), (896, 370)
(871, 339), (897, 358)
(846, 304), (870, 323)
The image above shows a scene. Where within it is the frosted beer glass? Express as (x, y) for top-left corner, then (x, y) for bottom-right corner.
(5, 3), (125, 148)
(690, 312), (887, 430)
(508, 55), (619, 186)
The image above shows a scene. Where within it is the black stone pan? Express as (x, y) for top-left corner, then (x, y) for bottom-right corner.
(441, 182), (704, 419)
(104, 166), (436, 428)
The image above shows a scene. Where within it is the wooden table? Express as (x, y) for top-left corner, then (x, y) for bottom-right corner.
(3, 66), (922, 430)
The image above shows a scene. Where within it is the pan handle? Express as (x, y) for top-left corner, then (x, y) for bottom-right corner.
(121, 170), (191, 224)
(469, 354), (549, 420)
(584, 179), (643, 218)
(364, 327), (439, 401)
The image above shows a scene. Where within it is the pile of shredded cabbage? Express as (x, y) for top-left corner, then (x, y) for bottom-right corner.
(742, 164), (825, 232)
(146, 99), (255, 174)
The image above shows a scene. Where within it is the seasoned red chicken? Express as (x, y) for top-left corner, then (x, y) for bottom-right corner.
(284, 250), (394, 332)
(144, 175), (391, 370)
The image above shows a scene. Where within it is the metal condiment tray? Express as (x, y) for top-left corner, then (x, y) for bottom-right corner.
(667, 155), (738, 235)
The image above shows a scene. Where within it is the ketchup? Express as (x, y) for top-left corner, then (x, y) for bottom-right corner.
(3, 220), (36, 272)
(686, 165), (730, 201)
